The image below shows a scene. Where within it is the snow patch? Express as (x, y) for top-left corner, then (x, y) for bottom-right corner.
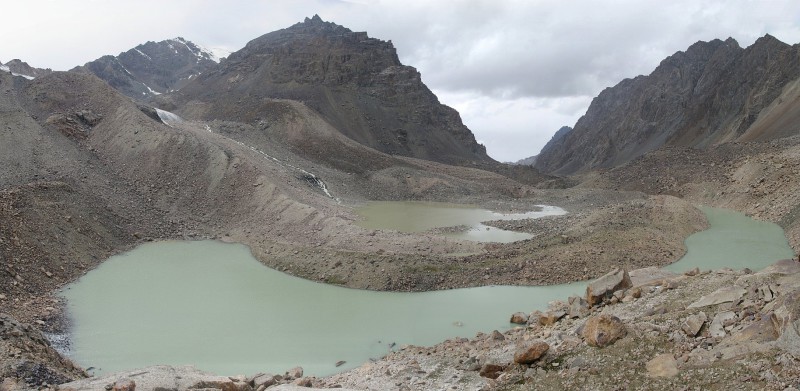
(133, 48), (152, 61)
(0, 64), (35, 80)
(141, 81), (161, 96)
(155, 108), (183, 126)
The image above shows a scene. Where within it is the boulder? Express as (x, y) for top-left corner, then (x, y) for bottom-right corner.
(586, 267), (632, 306)
(285, 367), (303, 380)
(479, 363), (506, 379)
(582, 314), (626, 347)
(527, 310), (543, 325)
(629, 267), (678, 287)
(568, 296), (590, 318)
(709, 311), (736, 338)
(252, 373), (277, 388)
(112, 380), (135, 391)
(513, 340), (550, 364)
(682, 312), (707, 337)
(491, 330), (505, 341)
(538, 310), (566, 326)
(687, 286), (746, 309)
(646, 354), (679, 378)
(510, 312), (529, 324)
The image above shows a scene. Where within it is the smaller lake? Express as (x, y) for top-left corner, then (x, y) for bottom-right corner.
(665, 206), (795, 272)
(354, 201), (567, 243)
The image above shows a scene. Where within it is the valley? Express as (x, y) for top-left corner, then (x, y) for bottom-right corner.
(1, 13), (800, 391)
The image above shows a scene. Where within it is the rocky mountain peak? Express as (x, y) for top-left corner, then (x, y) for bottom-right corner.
(0, 59), (52, 79)
(169, 17), (490, 166)
(72, 37), (221, 100)
(535, 34), (800, 175)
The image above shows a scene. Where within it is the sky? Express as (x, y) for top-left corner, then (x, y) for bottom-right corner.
(2, 1), (800, 162)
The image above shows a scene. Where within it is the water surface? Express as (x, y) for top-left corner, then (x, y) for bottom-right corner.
(63, 206), (794, 377)
(666, 206), (794, 272)
(355, 201), (567, 243)
(63, 241), (584, 376)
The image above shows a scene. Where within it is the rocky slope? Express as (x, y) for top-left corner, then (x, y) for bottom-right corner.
(158, 15), (490, 166)
(72, 37), (222, 100)
(535, 35), (800, 175)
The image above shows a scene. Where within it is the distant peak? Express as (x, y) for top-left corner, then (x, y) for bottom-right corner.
(724, 37), (740, 48)
(305, 14), (324, 23)
(754, 33), (785, 45)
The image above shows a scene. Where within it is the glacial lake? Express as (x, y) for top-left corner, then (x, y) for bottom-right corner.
(62, 205), (794, 377)
(355, 201), (567, 243)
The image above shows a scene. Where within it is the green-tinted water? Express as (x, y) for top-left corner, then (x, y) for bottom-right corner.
(665, 206), (794, 272)
(354, 201), (567, 243)
(62, 241), (584, 376)
(62, 205), (794, 377)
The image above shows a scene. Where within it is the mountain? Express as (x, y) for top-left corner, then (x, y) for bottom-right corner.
(512, 155), (537, 165)
(0, 59), (52, 79)
(72, 37), (224, 100)
(535, 35), (800, 175)
(158, 15), (490, 166)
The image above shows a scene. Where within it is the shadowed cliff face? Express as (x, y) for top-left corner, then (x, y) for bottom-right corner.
(164, 15), (491, 166)
(536, 35), (800, 175)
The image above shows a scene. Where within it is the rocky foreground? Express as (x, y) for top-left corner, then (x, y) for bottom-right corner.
(14, 257), (792, 391)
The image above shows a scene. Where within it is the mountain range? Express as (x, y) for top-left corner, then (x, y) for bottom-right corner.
(535, 35), (800, 174)
(3, 14), (800, 391)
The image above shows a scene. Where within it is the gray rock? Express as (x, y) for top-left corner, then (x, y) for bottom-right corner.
(491, 330), (505, 341)
(773, 291), (800, 358)
(682, 312), (707, 337)
(510, 312), (529, 324)
(58, 365), (250, 391)
(285, 366), (303, 380)
(586, 267), (632, 306)
(757, 285), (775, 302)
(629, 267), (679, 287)
(568, 296), (590, 318)
(646, 354), (679, 378)
(687, 287), (746, 309)
(252, 373), (277, 388)
(709, 311), (736, 338)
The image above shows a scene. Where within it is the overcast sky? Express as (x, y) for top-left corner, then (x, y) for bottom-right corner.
(3, 1), (800, 162)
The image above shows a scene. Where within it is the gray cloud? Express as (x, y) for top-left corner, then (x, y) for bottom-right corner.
(2, 0), (799, 161)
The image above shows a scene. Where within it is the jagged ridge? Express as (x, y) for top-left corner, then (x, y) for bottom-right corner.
(536, 35), (800, 175)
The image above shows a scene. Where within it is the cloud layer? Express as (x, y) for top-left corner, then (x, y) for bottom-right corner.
(3, 0), (799, 161)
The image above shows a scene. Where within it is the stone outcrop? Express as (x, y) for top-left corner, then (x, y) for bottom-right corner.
(0, 314), (86, 389)
(536, 35), (800, 174)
